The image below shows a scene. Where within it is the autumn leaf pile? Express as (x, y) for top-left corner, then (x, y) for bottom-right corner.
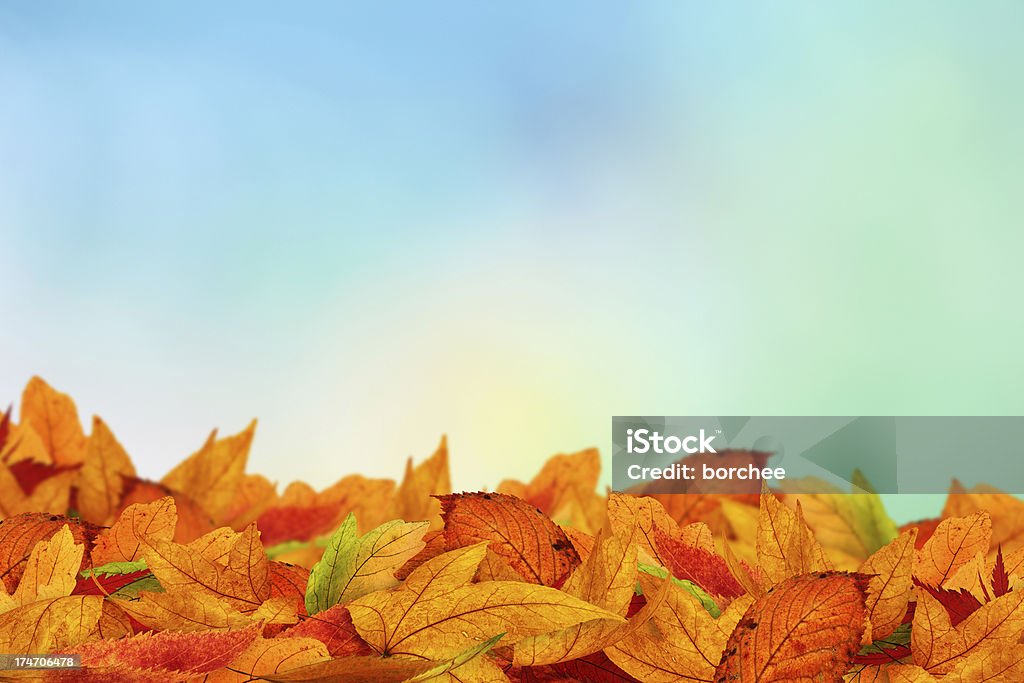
(1, 377), (1023, 682)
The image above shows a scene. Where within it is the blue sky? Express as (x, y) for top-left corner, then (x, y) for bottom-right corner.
(2, 4), (1023, 520)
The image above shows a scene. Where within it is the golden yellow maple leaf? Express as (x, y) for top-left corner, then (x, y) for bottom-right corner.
(885, 664), (940, 682)
(1, 418), (49, 465)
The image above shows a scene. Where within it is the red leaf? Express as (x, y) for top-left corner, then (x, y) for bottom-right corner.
(0, 406), (11, 452)
(257, 504), (341, 546)
(269, 561), (309, 615)
(913, 577), (983, 626)
(281, 603), (374, 657)
(993, 545), (1010, 598)
(851, 643), (912, 666)
(901, 518), (941, 549)
(625, 593), (646, 618)
(64, 623), (260, 674)
(73, 569), (151, 596)
(511, 651), (641, 682)
(654, 528), (745, 599)
(8, 460), (79, 495)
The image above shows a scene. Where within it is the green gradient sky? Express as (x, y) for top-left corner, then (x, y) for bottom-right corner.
(1, 4), (1022, 522)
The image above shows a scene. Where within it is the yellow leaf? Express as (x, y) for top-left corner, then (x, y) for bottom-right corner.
(348, 543), (622, 659)
(408, 633), (506, 682)
(0, 421), (49, 465)
(0, 595), (103, 652)
(0, 459), (31, 517)
(914, 589), (1024, 675)
(946, 550), (993, 602)
(19, 376), (87, 466)
(0, 574), (16, 614)
(944, 480), (1024, 559)
(860, 529), (916, 642)
(161, 420), (256, 524)
(391, 435), (451, 528)
(206, 635), (329, 682)
(911, 591), (954, 670)
(92, 497), (177, 565)
(885, 664), (939, 682)
(607, 493), (677, 566)
(115, 590), (253, 632)
(25, 468), (76, 515)
(305, 515), (429, 614)
(783, 476), (898, 570)
(12, 525), (82, 605)
(143, 523), (269, 613)
(756, 490), (831, 588)
(500, 448), (606, 534)
(605, 578), (751, 682)
(915, 512), (991, 587)
(76, 416), (137, 525)
(513, 524), (637, 665)
(944, 644), (1024, 682)
(414, 654), (508, 683)
(223, 473), (277, 530)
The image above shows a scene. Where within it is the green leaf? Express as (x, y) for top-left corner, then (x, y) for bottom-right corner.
(638, 564), (721, 618)
(80, 560), (149, 577)
(304, 514), (429, 615)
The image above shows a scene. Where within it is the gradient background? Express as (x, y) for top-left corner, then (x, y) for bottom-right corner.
(2, 3), (1022, 523)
